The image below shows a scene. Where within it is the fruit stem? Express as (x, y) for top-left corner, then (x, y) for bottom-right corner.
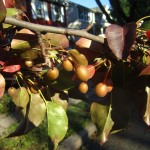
(94, 59), (106, 71)
(103, 60), (111, 84)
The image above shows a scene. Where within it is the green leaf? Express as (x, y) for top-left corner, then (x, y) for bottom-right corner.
(47, 101), (68, 148)
(3, 8), (21, 28)
(69, 49), (88, 66)
(51, 91), (68, 111)
(42, 33), (69, 48)
(143, 87), (150, 125)
(28, 93), (46, 127)
(11, 28), (38, 50)
(0, 0), (6, 23)
(48, 69), (75, 91)
(90, 102), (114, 144)
(12, 87), (29, 108)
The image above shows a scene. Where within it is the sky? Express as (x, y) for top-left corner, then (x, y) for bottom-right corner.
(70, 0), (110, 8)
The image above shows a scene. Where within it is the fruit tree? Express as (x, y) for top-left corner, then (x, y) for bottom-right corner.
(0, 1), (150, 149)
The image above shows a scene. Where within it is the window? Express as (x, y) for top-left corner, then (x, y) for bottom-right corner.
(31, 0), (49, 21)
(51, 4), (64, 23)
(78, 7), (93, 22)
(95, 13), (102, 24)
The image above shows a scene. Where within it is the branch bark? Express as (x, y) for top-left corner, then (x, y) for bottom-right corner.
(4, 17), (104, 44)
(95, 0), (115, 24)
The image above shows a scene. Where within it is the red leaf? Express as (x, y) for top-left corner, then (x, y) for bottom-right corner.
(139, 64), (150, 76)
(0, 74), (5, 98)
(76, 38), (103, 51)
(87, 65), (95, 79)
(5, 0), (14, 8)
(105, 24), (124, 59)
(123, 22), (137, 59)
(146, 30), (150, 39)
(0, 61), (5, 66)
(2, 65), (21, 73)
(0, 0), (6, 23)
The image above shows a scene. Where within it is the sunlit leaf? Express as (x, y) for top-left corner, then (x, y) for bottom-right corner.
(144, 87), (150, 125)
(76, 37), (103, 52)
(12, 87), (29, 108)
(105, 24), (124, 59)
(69, 49), (88, 66)
(11, 28), (38, 50)
(3, 8), (22, 28)
(0, 74), (5, 99)
(138, 64), (150, 76)
(47, 101), (68, 148)
(27, 93), (46, 127)
(43, 33), (69, 48)
(0, 0), (6, 23)
(76, 38), (92, 48)
(2, 65), (21, 73)
(90, 102), (114, 144)
(51, 91), (68, 111)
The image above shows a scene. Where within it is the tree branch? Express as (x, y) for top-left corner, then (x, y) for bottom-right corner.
(95, 0), (115, 24)
(4, 17), (104, 44)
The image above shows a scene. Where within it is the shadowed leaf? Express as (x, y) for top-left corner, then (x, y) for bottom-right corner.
(139, 64), (150, 76)
(90, 102), (114, 144)
(47, 101), (68, 148)
(48, 69), (75, 91)
(123, 22), (137, 59)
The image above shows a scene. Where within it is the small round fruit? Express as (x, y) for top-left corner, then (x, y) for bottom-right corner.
(75, 66), (89, 82)
(47, 67), (59, 80)
(95, 83), (108, 97)
(25, 60), (33, 67)
(8, 87), (17, 97)
(78, 82), (88, 94)
(106, 79), (113, 92)
(62, 59), (73, 71)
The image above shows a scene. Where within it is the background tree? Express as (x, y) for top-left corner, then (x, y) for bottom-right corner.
(96, 0), (150, 25)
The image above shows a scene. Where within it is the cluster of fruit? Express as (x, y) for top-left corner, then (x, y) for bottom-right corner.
(46, 57), (113, 97)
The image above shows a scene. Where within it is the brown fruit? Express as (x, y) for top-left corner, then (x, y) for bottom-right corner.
(8, 87), (17, 97)
(62, 59), (73, 71)
(106, 79), (113, 92)
(78, 82), (88, 94)
(25, 60), (33, 67)
(75, 66), (89, 82)
(47, 67), (59, 80)
(95, 83), (108, 97)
